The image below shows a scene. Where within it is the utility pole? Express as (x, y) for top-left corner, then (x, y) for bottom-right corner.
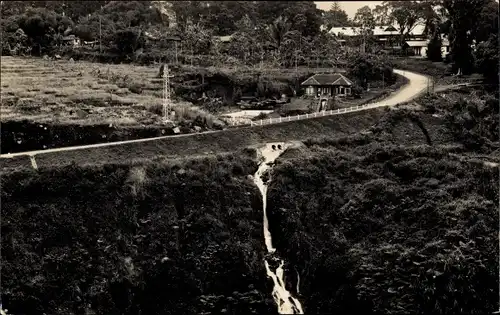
(295, 50), (298, 73)
(99, 8), (102, 54)
(175, 41), (178, 64)
(362, 23), (366, 53)
(163, 65), (174, 122)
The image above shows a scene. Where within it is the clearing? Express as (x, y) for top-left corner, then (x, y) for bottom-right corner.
(0, 56), (218, 127)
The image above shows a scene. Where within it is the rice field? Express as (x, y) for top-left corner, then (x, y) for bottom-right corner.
(0, 56), (217, 126)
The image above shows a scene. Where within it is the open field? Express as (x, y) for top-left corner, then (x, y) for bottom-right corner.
(0, 56), (218, 127)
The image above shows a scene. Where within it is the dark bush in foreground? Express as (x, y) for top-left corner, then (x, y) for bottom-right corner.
(267, 143), (498, 315)
(1, 153), (278, 315)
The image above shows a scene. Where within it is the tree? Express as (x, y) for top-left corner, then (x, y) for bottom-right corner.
(112, 27), (145, 56)
(426, 34), (443, 61)
(472, 0), (498, 44)
(420, 0), (442, 37)
(266, 16), (293, 52)
(354, 6), (375, 29)
(443, 0), (485, 75)
(15, 7), (73, 55)
(475, 34), (498, 85)
(347, 53), (393, 89)
(183, 21), (213, 56)
(472, 0), (499, 84)
(373, 4), (391, 25)
(353, 6), (375, 53)
(323, 2), (350, 29)
(383, 1), (424, 46)
(255, 1), (322, 37)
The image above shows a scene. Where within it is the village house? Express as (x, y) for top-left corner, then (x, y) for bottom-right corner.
(301, 73), (354, 97)
(329, 24), (450, 58)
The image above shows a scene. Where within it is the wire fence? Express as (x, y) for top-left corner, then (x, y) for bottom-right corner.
(249, 103), (378, 127)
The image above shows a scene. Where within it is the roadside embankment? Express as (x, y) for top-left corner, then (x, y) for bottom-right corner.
(0, 110), (383, 172)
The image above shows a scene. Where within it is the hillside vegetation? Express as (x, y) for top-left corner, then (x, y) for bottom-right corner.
(267, 140), (498, 314)
(1, 84), (499, 314)
(1, 150), (279, 315)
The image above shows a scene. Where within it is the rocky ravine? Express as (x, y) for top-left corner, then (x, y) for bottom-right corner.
(253, 142), (304, 314)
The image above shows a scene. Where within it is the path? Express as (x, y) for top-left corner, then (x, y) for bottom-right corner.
(0, 69), (429, 159)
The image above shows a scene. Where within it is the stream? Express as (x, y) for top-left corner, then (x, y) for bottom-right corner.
(253, 142), (304, 314)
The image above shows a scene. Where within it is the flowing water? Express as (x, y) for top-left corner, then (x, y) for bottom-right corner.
(253, 143), (304, 314)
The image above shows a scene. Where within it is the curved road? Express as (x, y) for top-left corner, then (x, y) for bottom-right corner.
(0, 69), (429, 159)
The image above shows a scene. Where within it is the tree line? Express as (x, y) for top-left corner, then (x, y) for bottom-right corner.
(0, 0), (498, 83)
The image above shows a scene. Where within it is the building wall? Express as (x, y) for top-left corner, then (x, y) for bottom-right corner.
(305, 86), (351, 97)
(416, 44), (450, 58)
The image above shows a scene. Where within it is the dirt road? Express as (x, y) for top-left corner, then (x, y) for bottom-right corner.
(365, 69), (429, 108)
(0, 69), (429, 159)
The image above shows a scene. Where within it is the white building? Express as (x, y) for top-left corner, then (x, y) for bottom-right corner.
(329, 24), (450, 58)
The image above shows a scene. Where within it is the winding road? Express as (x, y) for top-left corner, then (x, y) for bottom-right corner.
(0, 69), (429, 159)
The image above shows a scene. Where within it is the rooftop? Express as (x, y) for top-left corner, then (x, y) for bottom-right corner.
(329, 24), (426, 37)
(301, 73), (353, 86)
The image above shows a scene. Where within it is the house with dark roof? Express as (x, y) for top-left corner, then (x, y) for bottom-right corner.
(301, 73), (354, 97)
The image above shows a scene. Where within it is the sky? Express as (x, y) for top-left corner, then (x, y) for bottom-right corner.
(315, 1), (383, 18)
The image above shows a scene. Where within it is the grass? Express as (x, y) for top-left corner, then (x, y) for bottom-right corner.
(0, 56), (213, 127)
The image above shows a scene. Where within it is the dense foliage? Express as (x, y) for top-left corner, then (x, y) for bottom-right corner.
(1, 0), (498, 82)
(268, 141), (498, 314)
(1, 151), (281, 314)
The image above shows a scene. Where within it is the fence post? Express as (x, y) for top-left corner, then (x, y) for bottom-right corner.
(279, 116), (282, 123)
(306, 113), (309, 118)
(260, 120), (263, 126)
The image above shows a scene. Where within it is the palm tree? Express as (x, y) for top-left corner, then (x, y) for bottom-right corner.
(266, 16), (292, 51)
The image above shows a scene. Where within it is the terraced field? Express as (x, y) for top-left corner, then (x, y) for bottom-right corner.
(0, 56), (216, 126)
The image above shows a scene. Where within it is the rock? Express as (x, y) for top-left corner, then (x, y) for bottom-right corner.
(172, 127), (181, 134)
(194, 126), (202, 132)
(42, 54), (49, 60)
(69, 58), (74, 62)
(55, 54), (61, 59)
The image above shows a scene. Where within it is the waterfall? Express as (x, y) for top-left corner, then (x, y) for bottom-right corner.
(253, 143), (304, 314)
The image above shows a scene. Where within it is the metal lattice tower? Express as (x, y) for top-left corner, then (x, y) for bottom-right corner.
(162, 65), (174, 122)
